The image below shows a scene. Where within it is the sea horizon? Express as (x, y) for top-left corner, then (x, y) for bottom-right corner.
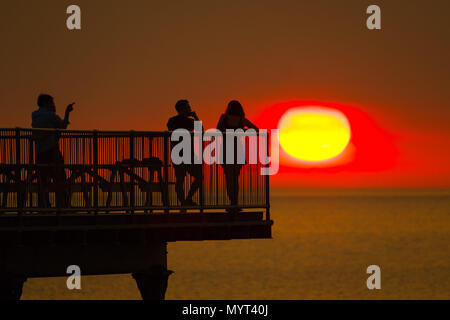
(270, 188), (450, 198)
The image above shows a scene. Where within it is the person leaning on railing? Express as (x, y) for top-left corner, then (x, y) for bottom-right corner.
(167, 99), (203, 206)
(217, 100), (259, 213)
(31, 94), (75, 209)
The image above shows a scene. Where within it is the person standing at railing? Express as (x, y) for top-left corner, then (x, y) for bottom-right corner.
(167, 99), (202, 206)
(217, 100), (259, 212)
(31, 94), (75, 209)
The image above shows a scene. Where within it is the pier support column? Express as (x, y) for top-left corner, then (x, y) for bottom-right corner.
(0, 275), (27, 300)
(132, 266), (173, 300)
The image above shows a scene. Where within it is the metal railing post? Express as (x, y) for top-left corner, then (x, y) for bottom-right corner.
(265, 132), (270, 221)
(93, 130), (99, 215)
(163, 134), (169, 213)
(130, 131), (135, 215)
(197, 134), (204, 214)
(15, 128), (23, 223)
(56, 130), (62, 221)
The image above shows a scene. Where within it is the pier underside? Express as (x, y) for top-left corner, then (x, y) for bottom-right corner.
(0, 211), (272, 246)
(0, 211), (272, 300)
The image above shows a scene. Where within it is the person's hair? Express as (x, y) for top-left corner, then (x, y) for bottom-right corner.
(37, 94), (53, 108)
(225, 100), (245, 117)
(175, 99), (189, 113)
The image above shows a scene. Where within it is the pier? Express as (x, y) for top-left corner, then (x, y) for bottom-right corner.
(0, 128), (272, 299)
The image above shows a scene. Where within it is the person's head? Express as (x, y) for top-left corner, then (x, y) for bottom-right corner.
(175, 99), (191, 116)
(225, 100), (245, 117)
(37, 94), (55, 111)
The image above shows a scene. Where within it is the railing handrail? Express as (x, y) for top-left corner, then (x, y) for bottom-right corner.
(2, 127), (265, 135)
(0, 127), (172, 135)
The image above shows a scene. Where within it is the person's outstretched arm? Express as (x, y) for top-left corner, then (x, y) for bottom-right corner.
(242, 117), (259, 131)
(59, 103), (75, 129)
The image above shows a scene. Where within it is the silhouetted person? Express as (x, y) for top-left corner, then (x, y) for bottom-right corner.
(32, 94), (74, 209)
(217, 100), (258, 211)
(167, 100), (202, 206)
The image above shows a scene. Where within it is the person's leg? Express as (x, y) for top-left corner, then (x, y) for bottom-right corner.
(231, 166), (240, 206)
(185, 165), (202, 203)
(54, 151), (68, 209)
(223, 165), (235, 205)
(42, 177), (51, 208)
(225, 165), (241, 207)
(36, 151), (51, 208)
(173, 165), (186, 204)
(37, 170), (51, 208)
(234, 165), (242, 207)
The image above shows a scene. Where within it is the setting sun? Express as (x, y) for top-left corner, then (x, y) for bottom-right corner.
(278, 107), (351, 162)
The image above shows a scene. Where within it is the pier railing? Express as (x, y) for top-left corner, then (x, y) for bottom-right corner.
(0, 128), (270, 220)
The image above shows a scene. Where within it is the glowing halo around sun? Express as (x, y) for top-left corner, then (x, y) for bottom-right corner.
(278, 107), (352, 162)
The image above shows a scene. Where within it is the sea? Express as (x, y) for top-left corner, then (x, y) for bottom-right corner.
(21, 189), (450, 300)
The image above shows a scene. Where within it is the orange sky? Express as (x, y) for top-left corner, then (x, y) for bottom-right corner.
(1, 0), (449, 188)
